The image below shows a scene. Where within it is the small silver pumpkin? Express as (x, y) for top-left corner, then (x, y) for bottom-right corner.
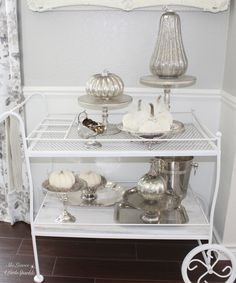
(137, 158), (167, 201)
(86, 70), (124, 99)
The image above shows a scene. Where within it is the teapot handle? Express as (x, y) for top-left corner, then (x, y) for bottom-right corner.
(78, 110), (88, 125)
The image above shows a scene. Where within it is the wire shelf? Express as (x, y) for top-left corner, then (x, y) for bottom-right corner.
(26, 112), (219, 157)
(33, 186), (210, 240)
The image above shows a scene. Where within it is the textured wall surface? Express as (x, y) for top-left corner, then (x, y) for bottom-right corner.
(223, 1), (236, 96)
(19, 1), (229, 88)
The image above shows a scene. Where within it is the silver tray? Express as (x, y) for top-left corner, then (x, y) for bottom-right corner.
(123, 187), (180, 213)
(67, 181), (125, 207)
(114, 202), (189, 224)
(118, 120), (185, 139)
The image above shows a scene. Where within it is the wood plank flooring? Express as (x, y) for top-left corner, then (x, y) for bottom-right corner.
(0, 221), (230, 283)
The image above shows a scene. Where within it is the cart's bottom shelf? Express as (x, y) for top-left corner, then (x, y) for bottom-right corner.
(33, 189), (210, 240)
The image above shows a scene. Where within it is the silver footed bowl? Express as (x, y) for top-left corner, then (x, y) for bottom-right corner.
(42, 176), (87, 224)
(118, 120), (185, 139)
(81, 176), (107, 202)
(42, 176), (87, 193)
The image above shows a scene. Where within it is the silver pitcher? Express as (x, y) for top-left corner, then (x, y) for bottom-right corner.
(154, 156), (198, 201)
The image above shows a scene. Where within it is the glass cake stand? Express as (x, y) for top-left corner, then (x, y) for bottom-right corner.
(78, 94), (133, 135)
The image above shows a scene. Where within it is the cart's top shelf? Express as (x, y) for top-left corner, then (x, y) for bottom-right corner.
(26, 112), (220, 157)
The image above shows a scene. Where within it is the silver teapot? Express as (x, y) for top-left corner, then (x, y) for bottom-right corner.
(137, 158), (167, 201)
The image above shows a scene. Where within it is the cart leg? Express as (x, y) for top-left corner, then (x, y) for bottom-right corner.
(32, 234), (44, 283)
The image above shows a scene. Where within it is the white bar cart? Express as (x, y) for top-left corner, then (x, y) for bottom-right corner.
(0, 94), (222, 283)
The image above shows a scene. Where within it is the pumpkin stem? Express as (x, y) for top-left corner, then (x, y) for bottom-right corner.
(138, 99), (142, 111)
(102, 70), (109, 77)
(149, 103), (155, 118)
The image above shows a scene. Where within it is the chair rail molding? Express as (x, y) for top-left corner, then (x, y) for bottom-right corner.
(27, 0), (230, 12)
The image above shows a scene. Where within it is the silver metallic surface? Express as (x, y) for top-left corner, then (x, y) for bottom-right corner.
(78, 110), (105, 135)
(68, 181), (125, 207)
(42, 177), (86, 193)
(155, 156), (194, 200)
(114, 202), (188, 224)
(81, 176), (107, 201)
(150, 11), (188, 78)
(42, 177), (87, 223)
(122, 187), (181, 223)
(78, 94), (133, 110)
(86, 70), (124, 99)
(160, 205), (188, 224)
(137, 158), (167, 201)
(140, 75), (196, 88)
(78, 94), (132, 136)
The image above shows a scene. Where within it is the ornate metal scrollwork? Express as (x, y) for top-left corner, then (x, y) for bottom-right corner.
(182, 244), (236, 283)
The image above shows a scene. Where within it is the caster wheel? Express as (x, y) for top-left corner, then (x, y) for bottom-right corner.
(34, 274), (44, 283)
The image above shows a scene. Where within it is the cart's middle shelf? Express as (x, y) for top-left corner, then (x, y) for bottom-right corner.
(26, 112), (218, 157)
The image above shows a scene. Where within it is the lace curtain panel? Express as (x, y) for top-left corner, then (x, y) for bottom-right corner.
(0, 0), (30, 224)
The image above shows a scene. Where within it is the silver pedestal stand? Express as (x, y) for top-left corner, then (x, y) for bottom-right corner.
(42, 178), (87, 223)
(78, 94), (133, 135)
(140, 75), (196, 110)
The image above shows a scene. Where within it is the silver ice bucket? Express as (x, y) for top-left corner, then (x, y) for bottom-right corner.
(155, 156), (196, 201)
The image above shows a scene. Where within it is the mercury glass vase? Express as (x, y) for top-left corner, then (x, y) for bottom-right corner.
(150, 11), (188, 78)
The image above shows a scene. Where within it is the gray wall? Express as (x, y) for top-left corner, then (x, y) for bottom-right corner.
(217, 0), (236, 244)
(19, 1), (229, 88)
(223, 0), (236, 96)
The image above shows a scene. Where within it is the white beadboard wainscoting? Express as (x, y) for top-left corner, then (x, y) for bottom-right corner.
(23, 86), (223, 242)
(214, 90), (236, 255)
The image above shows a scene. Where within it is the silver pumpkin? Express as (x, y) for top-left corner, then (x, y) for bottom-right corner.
(137, 159), (167, 201)
(150, 11), (188, 78)
(86, 70), (124, 99)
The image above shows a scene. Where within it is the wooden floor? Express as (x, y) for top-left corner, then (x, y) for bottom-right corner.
(0, 222), (229, 283)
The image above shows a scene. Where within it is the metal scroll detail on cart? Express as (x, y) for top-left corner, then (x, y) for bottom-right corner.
(181, 244), (236, 283)
(27, 0), (230, 12)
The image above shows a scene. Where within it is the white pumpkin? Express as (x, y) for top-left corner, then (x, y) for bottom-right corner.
(123, 111), (149, 132)
(157, 110), (173, 124)
(156, 111), (173, 131)
(79, 171), (102, 187)
(122, 113), (139, 132)
(139, 119), (161, 133)
(49, 170), (75, 189)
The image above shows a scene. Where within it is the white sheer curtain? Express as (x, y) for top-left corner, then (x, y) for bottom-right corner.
(0, 0), (30, 224)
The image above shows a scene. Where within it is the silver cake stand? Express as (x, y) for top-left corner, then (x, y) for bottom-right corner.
(140, 75), (196, 110)
(78, 94), (133, 135)
(42, 178), (87, 223)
